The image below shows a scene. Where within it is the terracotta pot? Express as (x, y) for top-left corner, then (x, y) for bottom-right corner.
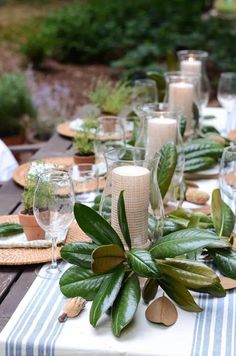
(73, 153), (95, 165)
(1, 133), (25, 146)
(18, 211), (45, 241)
(100, 115), (117, 133)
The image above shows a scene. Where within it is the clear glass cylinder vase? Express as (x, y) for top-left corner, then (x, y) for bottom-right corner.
(99, 146), (164, 249)
(164, 71), (200, 138)
(177, 50), (210, 114)
(134, 104), (185, 211)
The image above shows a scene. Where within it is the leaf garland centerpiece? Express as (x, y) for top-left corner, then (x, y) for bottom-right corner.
(59, 188), (236, 337)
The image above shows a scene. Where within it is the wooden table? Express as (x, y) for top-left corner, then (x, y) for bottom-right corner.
(0, 133), (72, 332)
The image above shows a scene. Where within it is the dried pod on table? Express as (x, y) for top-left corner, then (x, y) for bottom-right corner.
(145, 296), (178, 326)
(58, 297), (86, 322)
(186, 188), (209, 205)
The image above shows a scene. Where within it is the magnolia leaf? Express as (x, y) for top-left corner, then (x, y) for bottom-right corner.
(118, 191), (131, 249)
(112, 274), (141, 337)
(195, 282), (226, 297)
(128, 249), (160, 278)
(60, 242), (97, 268)
(59, 266), (112, 300)
(92, 244), (126, 273)
(211, 189), (234, 237)
(219, 276), (236, 290)
(159, 276), (202, 312)
(150, 228), (231, 259)
(74, 203), (124, 249)
(142, 278), (159, 304)
(156, 259), (220, 290)
(156, 142), (177, 199)
(213, 249), (236, 279)
(90, 266), (125, 327)
(145, 296), (178, 326)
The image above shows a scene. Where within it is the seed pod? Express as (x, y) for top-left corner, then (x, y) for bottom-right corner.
(58, 297), (86, 322)
(186, 188), (209, 205)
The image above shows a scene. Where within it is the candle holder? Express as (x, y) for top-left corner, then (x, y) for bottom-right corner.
(164, 71), (200, 137)
(135, 104), (185, 210)
(99, 146), (164, 249)
(177, 50), (210, 115)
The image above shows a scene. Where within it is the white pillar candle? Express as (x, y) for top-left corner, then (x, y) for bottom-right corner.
(146, 117), (177, 159)
(180, 57), (201, 76)
(111, 165), (150, 248)
(168, 82), (193, 134)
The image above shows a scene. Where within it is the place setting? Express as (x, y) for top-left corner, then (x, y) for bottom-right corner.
(1, 43), (236, 356)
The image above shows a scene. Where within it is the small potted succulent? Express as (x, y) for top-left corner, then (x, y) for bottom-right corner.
(88, 79), (131, 116)
(18, 177), (45, 241)
(73, 130), (95, 165)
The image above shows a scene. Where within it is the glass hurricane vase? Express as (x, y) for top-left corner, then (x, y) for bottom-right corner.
(99, 146), (164, 249)
(135, 104), (185, 210)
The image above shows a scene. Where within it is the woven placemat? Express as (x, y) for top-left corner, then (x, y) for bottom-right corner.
(57, 122), (77, 139)
(57, 121), (132, 140)
(13, 157), (74, 187)
(0, 215), (89, 265)
(12, 157), (106, 191)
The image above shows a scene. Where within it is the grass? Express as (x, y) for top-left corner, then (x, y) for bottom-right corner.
(0, 0), (75, 45)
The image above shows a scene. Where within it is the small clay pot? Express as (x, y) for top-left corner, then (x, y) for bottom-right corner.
(73, 153), (96, 165)
(100, 116), (117, 133)
(18, 211), (45, 241)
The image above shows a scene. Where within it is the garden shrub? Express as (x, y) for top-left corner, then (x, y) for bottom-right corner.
(21, 0), (236, 77)
(0, 73), (37, 137)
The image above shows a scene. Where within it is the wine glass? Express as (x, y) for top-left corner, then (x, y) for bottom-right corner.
(217, 73), (236, 134)
(132, 79), (158, 115)
(33, 170), (75, 279)
(219, 146), (236, 215)
(94, 116), (126, 164)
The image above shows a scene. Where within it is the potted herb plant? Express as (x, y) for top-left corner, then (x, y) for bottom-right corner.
(0, 72), (37, 145)
(73, 131), (95, 164)
(88, 79), (131, 116)
(18, 177), (45, 241)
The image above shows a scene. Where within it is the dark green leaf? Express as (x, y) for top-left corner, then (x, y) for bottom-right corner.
(156, 142), (177, 199)
(92, 244), (126, 273)
(156, 259), (220, 290)
(194, 282), (226, 297)
(159, 276), (202, 312)
(74, 203), (124, 249)
(150, 229), (231, 259)
(90, 266), (125, 327)
(211, 189), (235, 237)
(118, 191), (131, 249)
(213, 249), (236, 279)
(112, 274), (141, 336)
(60, 242), (97, 268)
(59, 266), (112, 300)
(128, 249), (160, 278)
(142, 278), (159, 304)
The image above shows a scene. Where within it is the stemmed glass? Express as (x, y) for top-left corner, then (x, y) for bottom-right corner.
(217, 73), (236, 134)
(94, 116), (126, 164)
(132, 79), (158, 115)
(33, 170), (75, 279)
(219, 146), (236, 216)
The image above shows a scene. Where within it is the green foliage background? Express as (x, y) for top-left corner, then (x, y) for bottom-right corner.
(22, 0), (236, 78)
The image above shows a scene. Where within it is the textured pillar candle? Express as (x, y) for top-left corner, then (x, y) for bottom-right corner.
(146, 117), (177, 159)
(168, 82), (193, 134)
(111, 165), (150, 248)
(180, 57), (201, 76)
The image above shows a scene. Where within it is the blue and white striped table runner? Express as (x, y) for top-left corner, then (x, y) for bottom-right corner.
(0, 262), (235, 356)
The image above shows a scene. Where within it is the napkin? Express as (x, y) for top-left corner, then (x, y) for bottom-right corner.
(0, 230), (67, 249)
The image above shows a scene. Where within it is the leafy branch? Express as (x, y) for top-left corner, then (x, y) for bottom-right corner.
(60, 189), (236, 336)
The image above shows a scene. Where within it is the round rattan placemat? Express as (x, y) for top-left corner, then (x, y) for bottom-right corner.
(13, 157), (74, 187)
(57, 121), (132, 140)
(12, 157), (106, 191)
(57, 122), (77, 138)
(0, 215), (89, 265)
